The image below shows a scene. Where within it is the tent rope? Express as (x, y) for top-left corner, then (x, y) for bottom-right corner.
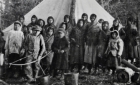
(8, 51), (51, 66)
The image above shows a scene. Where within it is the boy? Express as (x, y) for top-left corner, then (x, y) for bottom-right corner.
(22, 25), (45, 81)
(5, 21), (24, 78)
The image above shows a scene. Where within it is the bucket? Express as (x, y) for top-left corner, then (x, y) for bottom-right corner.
(64, 73), (79, 85)
(37, 76), (50, 85)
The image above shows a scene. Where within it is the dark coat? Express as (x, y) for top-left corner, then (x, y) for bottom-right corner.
(123, 25), (139, 60)
(51, 36), (69, 70)
(69, 26), (84, 64)
(98, 30), (110, 57)
(44, 34), (54, 65)
(84, 22), (101, 65)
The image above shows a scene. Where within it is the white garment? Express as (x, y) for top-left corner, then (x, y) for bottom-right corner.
(5, 30), (24, 54)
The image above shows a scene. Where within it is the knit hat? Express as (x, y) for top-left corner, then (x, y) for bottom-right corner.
(14, 21), (22, 26)
(57, 28), (66, 34)
(32, 25), (42, 31)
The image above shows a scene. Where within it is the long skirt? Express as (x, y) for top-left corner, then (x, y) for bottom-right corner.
(107, 52), (118, 68)
(84, 44), (98, 66)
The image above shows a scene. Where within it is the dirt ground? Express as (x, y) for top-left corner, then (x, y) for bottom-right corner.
(4, 69), (138, 85)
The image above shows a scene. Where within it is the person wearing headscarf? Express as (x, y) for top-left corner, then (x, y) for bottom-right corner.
(69, 19), (85, 72)
(21, 25), (45, 82)
(42, 27), (54, 75)
(81, 13), (89, 28)
(5, 21), (24, 78)
(105, 30), (124, 75)
(98, 21), (110, 73)
(59, 22), (69, 40)
(19, 15), (25, 31)
(84, 14), (101, 74)
(64, 15), (73, 35)
(43, 16), (57, 35)
(37, 19), (45, 35)
(28, 15), (38, 27)
(110, 19), (125, 39)
(51, 28), (69, 79)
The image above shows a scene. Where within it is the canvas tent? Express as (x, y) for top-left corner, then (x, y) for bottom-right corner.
(2, 0), (114, 38)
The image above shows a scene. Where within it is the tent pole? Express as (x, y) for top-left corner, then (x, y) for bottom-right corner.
(138, 11), (140, 35)
(70, 0), (76, 26)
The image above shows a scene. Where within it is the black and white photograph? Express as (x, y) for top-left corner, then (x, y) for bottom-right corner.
(0, 0), (140, 85)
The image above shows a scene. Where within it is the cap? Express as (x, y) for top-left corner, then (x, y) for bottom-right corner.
(32, 25), (42, 31)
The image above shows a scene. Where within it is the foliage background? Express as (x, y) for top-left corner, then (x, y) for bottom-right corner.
(2, 0), (140, 28)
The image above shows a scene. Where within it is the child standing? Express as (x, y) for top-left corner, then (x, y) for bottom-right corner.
(43, 27), (54, 75)
(105, 30), (124, 75)
(22, 25), (45, 82)
(51, 28), (69, 79)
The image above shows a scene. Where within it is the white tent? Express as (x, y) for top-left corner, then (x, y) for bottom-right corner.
(3, 0), (72, 33)
(3, 0), (114, 38)
(75, 0), (114, 27)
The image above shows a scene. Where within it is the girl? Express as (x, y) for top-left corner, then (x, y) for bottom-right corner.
(43, 27), (54, 75)
(70, 19), (84, 72)
(59, 22), (69, 40)
(51, 28), (69, 79)
(105, 30), (124, 75)
(98, 21), (110, 73)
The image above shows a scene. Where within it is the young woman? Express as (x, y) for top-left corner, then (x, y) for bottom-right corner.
(28, 15), (38, 26)
(105, 30), (124, 75)
(70, 19), (85, 72)
(37, 19), (45, 35)
(44, 16), (56, 34)
(51, 28), (69, 79)
(84, 14), (101, 74)
(110, 19), (125, 39)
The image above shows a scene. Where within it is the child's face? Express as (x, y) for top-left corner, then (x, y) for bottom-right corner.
(90, 16), (96, 22)
(113, 20), (119, 26)
(102, 23), (108, 31)
(28, 27), (32, 34)
(48, 19), (53, 24)
(14, 24), (20, 31)
(58, 32), (65, 38)
(112, 33), (117, 39)
(39, 20), (44, 27)
(62, 24), (66, 30)
(32, 30), (40, 36)
(48, 29), (53, 36)
(82, 16), (88, 21)
(19, 17), (24, 23)
(23, 27), (28, 33)
(78, 21), (84, 27)
(64, 18), (69, 23)
(31, 18), (36, 23)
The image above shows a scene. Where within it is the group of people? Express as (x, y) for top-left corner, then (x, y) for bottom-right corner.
(0, 13), (140, 82)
